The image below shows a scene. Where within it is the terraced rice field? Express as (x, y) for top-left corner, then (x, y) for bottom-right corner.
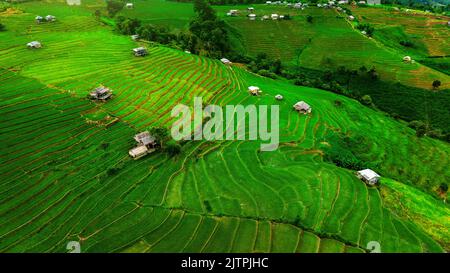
(225, 6), (450, 89)
(0, 1), (449, 252)
(351, 6), (450, 57)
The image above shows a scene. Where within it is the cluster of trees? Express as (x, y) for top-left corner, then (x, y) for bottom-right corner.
(287, 65), (379, 98)
(408, 120), (450, 141)
(188, 0), (231, 58)
(116, 17), (183, 47)
(0, 23), (5, 32)
(106, 0), (124, 17)
(322, 132), (376, 171)
(149, 127), (182, 156)
(115, 0), (231, 58)
(172, 0), (269, 4)
(247, 53), (282, 79)
(399, 40), (414, 48)
(356, 23), (375, 37)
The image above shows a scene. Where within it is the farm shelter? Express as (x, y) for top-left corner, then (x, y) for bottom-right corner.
(45, 15), (56, 22)
(35, 16), (43, 23)
(248, 7), (255, 12)
(275, 94), (283, 100)
(227, 10), (238, 16)
(26, 41), (41, 49)
(134, 131), (156, 147)
(220, 58), (232, 64)
(357, 169), (380, 185)
(89, 86), (112, 101)
(367, 0), (381, 5)
(271, 14), (279, 20)
(403, 56), (412, 63)
(293, 101), (312, 114)
(133, 47), (148, 57)
(129, 131), (157, 159)
(248, 86), (261, 96)
(126, 3), (134, 9)
(129, 145), (149, 159)
(131, 34), (139, 41)
(248, 14), (256, 20)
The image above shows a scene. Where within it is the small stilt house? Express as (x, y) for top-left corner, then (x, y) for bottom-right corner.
(45, 15), (56, 22)
(357, 169), (380, 185)
(220, 58), (232, 65)
(275, 94), (283, 100)
(129, 131), (157, 159)
(35, 16), (44, 23)
(90, 86), (112, 101)
(134, 131), (156, 147)
(129, 145), (149, 159)
(133, 47), (148, 57)
(293, 101), (312, 114)
(27, 41), (42, 49)
(248, 86), (261, 96)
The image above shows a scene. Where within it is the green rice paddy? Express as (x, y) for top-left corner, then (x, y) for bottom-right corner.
(0, 0), (449, 253)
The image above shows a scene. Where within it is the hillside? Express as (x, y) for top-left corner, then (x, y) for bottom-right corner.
(0, 0), (449, 253)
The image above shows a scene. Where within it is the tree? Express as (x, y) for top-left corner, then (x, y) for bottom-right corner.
(432, 80), (441, 89)
(117, 18), (141, 35)
(166, 140), (182, 156)
(106, 0), (123, 17)
(359, 65), (367, 74)
(346, 69), (358, 90)
(368, 67), (379, 80)
(189, 0), (230, 57)
(438, 183), (448, 194)
(361, 94), (372, 106)
(150, 127), (170, 148)
(0, 23), (5, 32)
(193, 0), (216, 21)
(94, 10), (101, 19)
(323, 70), (333, 82)
(306, 15), (313, 23)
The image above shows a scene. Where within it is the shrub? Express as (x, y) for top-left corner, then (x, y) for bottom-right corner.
(322, 132), (374, 171)
(439, 183), (448, 193)
(360, 94), (373, 106)
(432, 80), (441, 89)
(258, 69), (277, 79)
(106, 0), (123, 17)
(399, 40), (414, 47)
(165, 140), (182, 156)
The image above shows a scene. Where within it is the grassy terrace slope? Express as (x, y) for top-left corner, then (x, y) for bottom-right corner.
(224, 6), (449, 89)
(114, 1), (450, 90)
(0, 2), (449, 252)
